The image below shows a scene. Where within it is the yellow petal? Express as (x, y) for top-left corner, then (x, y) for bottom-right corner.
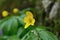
(24, 11), (35, 29)
(24, 17), (29, 23)
(26, 11), (33, 17)
(31, 18), (35, 25)
(24, 23), (30, 29)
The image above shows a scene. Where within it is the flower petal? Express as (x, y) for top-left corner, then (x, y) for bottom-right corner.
(24, 23), (30, 29)
(31, 18), (35, 25)
(26, 11), (33, 17)
(24, 17), (29, 23)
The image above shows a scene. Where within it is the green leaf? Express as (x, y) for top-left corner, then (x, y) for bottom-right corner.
(21, 30), (41, 40)
(4, 17), (18, 35)
(21, 26), (58, 40)
(7, 35), (20, 40)
(17, 14), (26, 25)
(0, 16), (18, 35)
(18, 26), (34, 38)
(0, 36), (8, 40)
(0, 17), (11, 30)
(17, 27), (24, 37)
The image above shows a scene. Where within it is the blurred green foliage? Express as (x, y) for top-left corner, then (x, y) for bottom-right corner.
(0, 8), (58, 40)
(0, 0), (60, 40)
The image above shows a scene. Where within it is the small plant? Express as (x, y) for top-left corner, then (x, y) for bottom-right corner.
(0, 8), (58, 40)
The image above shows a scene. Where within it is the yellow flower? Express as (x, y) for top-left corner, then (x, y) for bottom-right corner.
(26, 11), (33, 17)
(2, 10), (8, 17)
(13, 8), (19, 13)
(24, 11), (35, 29)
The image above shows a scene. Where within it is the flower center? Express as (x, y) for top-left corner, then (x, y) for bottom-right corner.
(29, 18), (32, 23)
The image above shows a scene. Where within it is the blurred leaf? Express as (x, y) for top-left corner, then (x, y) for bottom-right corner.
(0, 16), (18, 35)
(21, 30), (41, 40)
(17, 26), (34, 39)
(17, 27), (24, 37)
(0, 36), (8, 40)
(0, 17), (11, 30)
(3, 16), (18, 35)
(36, 27), (58, 40)
(21, 26), (58, 40)
(7, 35), (20, 40)
(17, 14), (26, 25)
